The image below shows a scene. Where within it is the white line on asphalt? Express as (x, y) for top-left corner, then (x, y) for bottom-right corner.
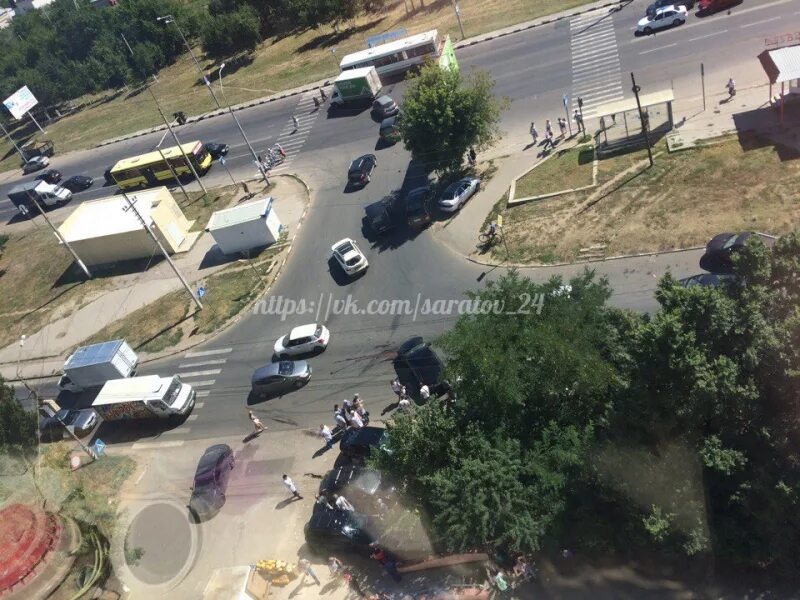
(177, 369), (221, 378)
(640, 43), (677, 55)
(178, 358), (227, 369)
(573, 67), (622, 86)
(572, 54), (620, 73)
(187, 414), (199, 421)
(273, 138), (306, 148)
(132, 440), (184, 449)
(162, 428), (188, 435)
(688, 29), (728, 42)
(740, 15), (780, 28)
(571, 29), (616, 46)
(187, 380), (216, 387)
(575, 80), (624, 95)
(195, 390), (210, 397)
(184, 347), (232, 358)
(572, 42), (618, 60)
(195, 402), (205, 409)
(576, 88), (624, 102)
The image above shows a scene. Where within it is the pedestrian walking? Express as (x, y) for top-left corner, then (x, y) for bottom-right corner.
(545, 119), (553, 137)
(468, 147), (477, 166)
(726, 77), (736, 98)
(545, 129), (555, 150)
(299, 558), (321, 585)
(335, 494), (355, 512)
(320, 88), (327, 101)
(249, 410), (266, 434)
(343, 397), (353, 412)
(529, 122), (538, 144)
(282, 474), (303, 500)
(333, 404), (347, 431)
(558, 117), (567, 137)
(292, 115), (299, 130)
(313, 97), (320, 110)
(328, 556), (343, 578)
(391, 378), (402, 397)
(573, 109), (583, 133)
(319, 424), (333, 449)
(349, 410), (364, 429)
(419, 384), (430, 402)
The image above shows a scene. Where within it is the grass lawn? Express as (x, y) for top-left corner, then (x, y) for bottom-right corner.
(494, 136), (800, 263)
(85, 249), (281, 354)
(514, 146), (595, 199)
(0, 0), (595, 171)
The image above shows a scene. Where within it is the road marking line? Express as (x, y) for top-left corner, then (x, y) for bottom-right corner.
(576, 89), (624, 103)
(163, 428), (189, 435)
(740, 15), (780, 28)
(571, 29), (616, 44)
(573, 68), (622, 86)
(640, 43), (677, 55)
(575, 80), (624, 94)
(572, 55), (620, 73)
(132, 440), (184, 449)
(187, 380), (216, 387)
(688, 29), (728, 42)
(184, 348), (232, 358)
(195, 390), (210, 397)
(178, 369), (221, 378)
(195, 402), (205, 409)
(187, 414), (199, 421)
(178, 358), (227, 368)
(572, 42), (618, 60)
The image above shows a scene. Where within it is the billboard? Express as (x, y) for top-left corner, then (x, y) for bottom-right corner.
(3, 86), (38, 120)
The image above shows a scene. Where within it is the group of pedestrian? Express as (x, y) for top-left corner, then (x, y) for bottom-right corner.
(529, 107), (586, 151)
(332, 393), (370, 431)
(315, 489), (355, 512)
(390, 378), (414, 411)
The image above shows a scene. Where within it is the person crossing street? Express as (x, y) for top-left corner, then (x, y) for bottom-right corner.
(249, 410), (266, 434)
(529, 122), (538, 145)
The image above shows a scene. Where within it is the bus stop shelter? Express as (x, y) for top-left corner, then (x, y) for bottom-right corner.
(594, 89), (675, 152)
(758, 43), (800, 123)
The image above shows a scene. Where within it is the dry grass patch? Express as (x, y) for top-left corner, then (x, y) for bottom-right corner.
(494, 136), (800, 264)
(0, 0), (595, 169)
(514, 146), (594, 200)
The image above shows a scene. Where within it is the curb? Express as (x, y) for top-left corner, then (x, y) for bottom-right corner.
(91, 0), (626, 150)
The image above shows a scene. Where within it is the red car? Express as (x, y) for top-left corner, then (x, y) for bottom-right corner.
(698, 0), (741, 14)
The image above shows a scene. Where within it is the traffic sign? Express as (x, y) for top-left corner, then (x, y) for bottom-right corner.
(93, 439), (106, 456)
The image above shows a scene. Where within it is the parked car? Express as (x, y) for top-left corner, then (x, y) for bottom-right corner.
(348, 154), (377, 187)
(103, 167), (115, 186)
(304, 504), (375, 555)
(646, 0), (694, 16)
(22, 156), (49, 174)
(251, 360), (311, 398)
(372, 95), (399, 119)
(698, 232), (754, 274)
(379, 115), (401, 144)
(679, 273), (736, 288)
(405, 186), (433, 228)
(331, 238), (369, 276)
(206, 142), (230, 160)
(637, 5), (687, 34)
(274, 323), (330, 359)
(189, 444), (235, 522)
(364, 198), (396, 234)
(40, 408), (98, 442)
(439, 177), (480, 213)
(61, 175), (94, 192)
(698, 0), (740, 13)
(339, 426), (389, 461)
(319, 466), (383, 498)
(396, 336), (447, 394)
(35, 169), (62, 184)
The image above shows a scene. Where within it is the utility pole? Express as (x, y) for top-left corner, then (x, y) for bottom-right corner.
(701, 62), (706, 111)
(157, 15), (221, 109)
(120, 190), (203, 310)
(0, 121), (26, 163)
(451, 0), (465, 39)
(631, 72), (654, 167)
(25, 191), (92, 278)
(218, 62), (269, 185)
(120, 34), (208, 197)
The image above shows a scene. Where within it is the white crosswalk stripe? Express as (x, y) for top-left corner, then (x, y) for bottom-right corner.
(570, 12), (624, 119)
(266, 90), (324, 174)
(184, 347), (232, 358)
(178, 358), (227, 369)
(178, 369), (222, 378)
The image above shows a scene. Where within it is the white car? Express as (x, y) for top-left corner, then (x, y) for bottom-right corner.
(636, 5), (687, 34)
(438, 177), (481, 213)
(274, 324), (330, 359)
(331, 238), (368, 276)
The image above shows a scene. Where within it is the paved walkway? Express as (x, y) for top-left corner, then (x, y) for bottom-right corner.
(0, 175), (309, 382)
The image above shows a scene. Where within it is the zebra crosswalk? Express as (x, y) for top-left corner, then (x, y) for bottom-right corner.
(266, 90), (325, 174)
(570, 11), (624, 119)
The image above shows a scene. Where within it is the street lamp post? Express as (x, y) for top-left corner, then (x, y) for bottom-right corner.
(157, 15), (221, 109)
(218, 62), (269, 185)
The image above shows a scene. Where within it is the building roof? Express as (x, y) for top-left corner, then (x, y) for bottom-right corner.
(110, 141), (203, 174)
(205, 197), (272, 231)
(758, 44), (800, 85)
(57, 188), (166, 243)
(340, 30), (438, 69)
(593, 89), (675, 118)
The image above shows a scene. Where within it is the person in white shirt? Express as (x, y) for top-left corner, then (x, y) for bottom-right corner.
(398, 396), (411, 411)
(391, 378), (402, 397)
(282, 474), (302, 500)
(319, 424), (333, 449)
(335, 494), (355, 512)
(419, 384), (430, 402)
(333, 405), (347, 430)
(349, 410), (364, 429)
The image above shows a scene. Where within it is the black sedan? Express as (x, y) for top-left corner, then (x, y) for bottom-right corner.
(35, 169), (62, 184)
(347, 154), (377, 187)
(205, 142), (230, 160)
(339, 426), (388, 462)
(61, 175), (94, 192)
(396, 336), (445, 393)
(319, 466), (384, 506)
(40, 409), (98, 442)
(699, 232), (753, 275)
(304, 504), (374, 556)
(251, 360), (311, 399)
(189, 444), (235, 522)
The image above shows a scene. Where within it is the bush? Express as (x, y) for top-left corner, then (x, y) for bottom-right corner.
(201, 5), (262, 58)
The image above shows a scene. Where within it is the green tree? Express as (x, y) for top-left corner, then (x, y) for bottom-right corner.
(0, 377), (36, 450)
(200, 4), (261, 58)
(399, 63), (508, 174)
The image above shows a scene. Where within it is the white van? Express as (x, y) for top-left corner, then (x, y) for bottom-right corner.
(91, 375), (195, 422)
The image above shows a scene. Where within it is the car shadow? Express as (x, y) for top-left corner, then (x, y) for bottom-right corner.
(325, 104), (372, 119)
(89, 416), (188, 446)
(374, 138), (398, 151)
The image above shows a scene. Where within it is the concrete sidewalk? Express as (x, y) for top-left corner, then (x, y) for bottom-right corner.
(0, 175), (308, 383)
(434, 76), (795, 262)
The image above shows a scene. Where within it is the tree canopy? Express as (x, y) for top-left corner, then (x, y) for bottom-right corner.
(0, 377), (36, 450)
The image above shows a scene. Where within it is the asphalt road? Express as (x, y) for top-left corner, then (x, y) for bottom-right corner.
(23, 0), (794, 448)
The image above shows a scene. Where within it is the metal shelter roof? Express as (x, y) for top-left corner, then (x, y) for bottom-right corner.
(594, 89), (675, 118)
(758, 44), (800, 85)
(205, 197), (272, 231)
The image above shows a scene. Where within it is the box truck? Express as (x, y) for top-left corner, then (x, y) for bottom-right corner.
(8, 180), (72, 213)
(91, 375), (195, 421)
(330, 67), (382, 107)
(58, 339), (138, 393)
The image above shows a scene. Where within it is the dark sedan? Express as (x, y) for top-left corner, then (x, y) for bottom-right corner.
(61, 175), (94, 192)
(40, 408), (98, 442)
(189, 444), (235, 522)
(699, 232), (753, 274)
(251, 360), (311, 398)
(319, 466), (384, 506)
(396, 336), (445, 393)
(347, 154), (377, 187)
(405, 186), (432, 228)
(339, 426), (388, 462)
(304, 504), (374, 556)
(35, 169), (62, 184)
(205, 142), (230, 160)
